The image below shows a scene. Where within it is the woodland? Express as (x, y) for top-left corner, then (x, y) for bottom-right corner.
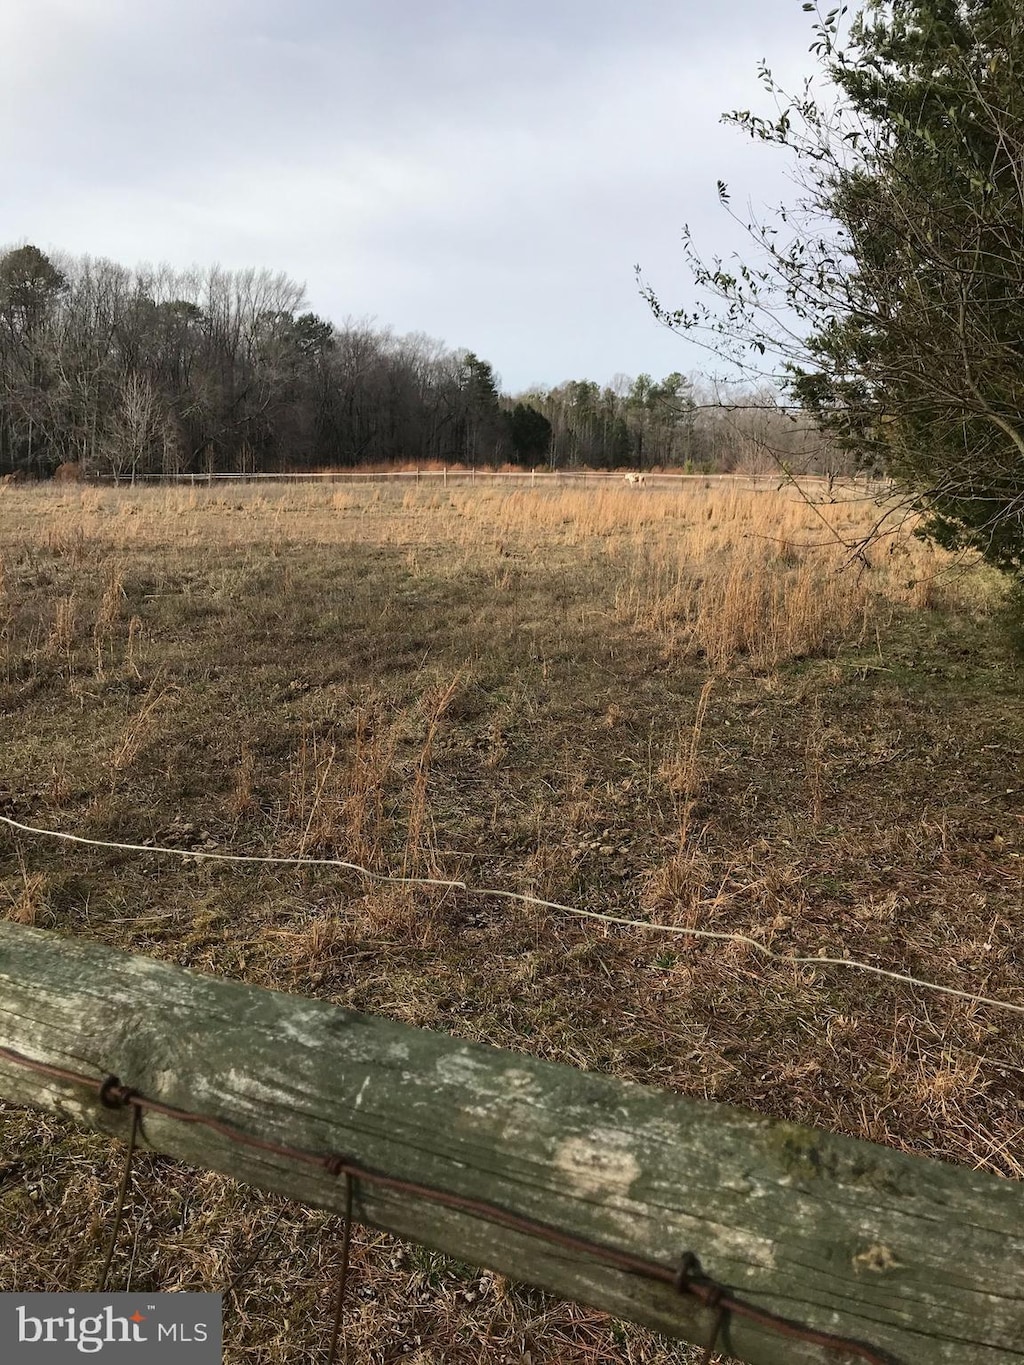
(0, 245), (831, 483)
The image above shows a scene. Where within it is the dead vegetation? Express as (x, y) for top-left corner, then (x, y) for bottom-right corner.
(0, 479), (1022, 1363)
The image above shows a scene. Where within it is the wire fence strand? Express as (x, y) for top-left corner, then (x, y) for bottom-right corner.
(3, 813), (1023, 1020)
(2, 808), (1024, 1026)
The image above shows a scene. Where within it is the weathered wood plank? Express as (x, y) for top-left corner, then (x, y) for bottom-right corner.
(0, 923), (1021, 1363)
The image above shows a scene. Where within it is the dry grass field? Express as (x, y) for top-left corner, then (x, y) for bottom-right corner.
(1, 478), (1022, 1364)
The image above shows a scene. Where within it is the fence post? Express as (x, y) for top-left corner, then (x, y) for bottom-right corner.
(0, 922), (1022, 1364)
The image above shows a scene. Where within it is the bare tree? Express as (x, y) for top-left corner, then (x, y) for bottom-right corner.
(101, 371), (165, 484)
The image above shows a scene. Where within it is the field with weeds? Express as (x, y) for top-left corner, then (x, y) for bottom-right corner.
(1, 478), (1022, 1364)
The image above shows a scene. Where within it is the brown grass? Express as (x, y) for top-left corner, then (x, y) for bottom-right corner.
(0, 478), (1020, 1364)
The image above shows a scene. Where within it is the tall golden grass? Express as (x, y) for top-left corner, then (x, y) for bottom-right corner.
(0, 479), (980, 686)
(0, 477), (1016, 1365)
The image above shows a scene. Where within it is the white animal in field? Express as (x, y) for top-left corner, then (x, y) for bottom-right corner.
(624, 471), (646, 486)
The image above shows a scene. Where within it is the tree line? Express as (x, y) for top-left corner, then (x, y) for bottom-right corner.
(0, 245), (840, 482)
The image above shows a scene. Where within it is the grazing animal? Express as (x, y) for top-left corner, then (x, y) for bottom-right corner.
(53, 462), (83, 483)
(624, 471), (646, 486)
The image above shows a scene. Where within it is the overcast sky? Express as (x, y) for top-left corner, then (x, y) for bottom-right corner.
(2, 0), (821, 392)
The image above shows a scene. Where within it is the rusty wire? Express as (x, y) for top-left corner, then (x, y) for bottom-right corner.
(327, 1173), (354, 1365)
(0, 1043), (895, 1365)
(96, 1083), (139, 1293)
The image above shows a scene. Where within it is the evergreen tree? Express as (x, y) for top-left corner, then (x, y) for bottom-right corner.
(507, 402), (552, 464)
(644, 1), (1024, 573)
(460, 353), (507, 464)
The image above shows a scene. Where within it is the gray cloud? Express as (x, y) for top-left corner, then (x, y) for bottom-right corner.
(2, 0), (820, 389)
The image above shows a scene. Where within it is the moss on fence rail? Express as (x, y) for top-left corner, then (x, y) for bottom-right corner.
(0, 923), (1022, 1364)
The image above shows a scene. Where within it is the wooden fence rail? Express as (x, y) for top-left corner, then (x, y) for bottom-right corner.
(0, 922), (1021, 1364)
